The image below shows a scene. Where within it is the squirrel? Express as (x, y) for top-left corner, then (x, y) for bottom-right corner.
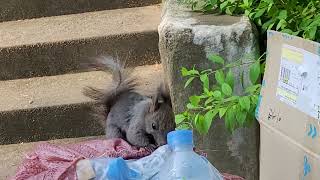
(82, 56), (175, 148)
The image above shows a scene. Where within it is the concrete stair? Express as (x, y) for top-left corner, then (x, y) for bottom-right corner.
(0, 65), (163, 145)
(0, 0), (164, 177)
(0, 0), (161, 22)
(0, 5), (161, 80)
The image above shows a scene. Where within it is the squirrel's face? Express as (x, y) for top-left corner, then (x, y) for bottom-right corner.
(145, 93), (175, 147)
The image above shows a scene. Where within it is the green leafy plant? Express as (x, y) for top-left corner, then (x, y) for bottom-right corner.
(175, 54), (265, 134)
(178, 0), (320, 41)
(176, 0), (319, 134)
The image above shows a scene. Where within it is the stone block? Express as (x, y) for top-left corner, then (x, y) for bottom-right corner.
(158, 0), (260, 179)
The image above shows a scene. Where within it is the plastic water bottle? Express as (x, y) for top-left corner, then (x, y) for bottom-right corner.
(157, 130), (224, 180)
(76, 130), (223, 180)
(76, 145), (172, 180)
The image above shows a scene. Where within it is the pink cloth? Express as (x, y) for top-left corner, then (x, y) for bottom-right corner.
(222, 173), (245, 180)
(11, 138), (244, 180)
(11, 138), (153, 180)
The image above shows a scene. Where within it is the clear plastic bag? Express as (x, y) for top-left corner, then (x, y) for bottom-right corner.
(76, 130), (223, 180)
(76, 145), (171, 180)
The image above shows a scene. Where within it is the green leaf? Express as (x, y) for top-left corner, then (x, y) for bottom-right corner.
(203, 3), (214, 11)
(268, 22), (275, 30)
(225, 61), (240, 68)
(225, 107), (235, 132)
(236, 110), (247, 126)
(189, 96), (201, 106)
(189, 69), (200, 75)
(175, 114), (186, 124)
(245, 84), (261, 93)
(187, 103), (198, 110)
(267, 5), (277, 17)
(262, 19), (274, 31)
(176, 123), (191, 130)
(299, 19), (313, 30)
(276, 20), (282, 30)
(249, 61), (260, 84)
(244, 0), (249, 6)
(212, 90), (222, 98)
(208, 54), (225, 65)
(219, 107), (228, 118)
(239, 96), (251, 111)
(257, 18), (262, 26)
(181, 67), (189, 77)
(292, 31), (300, 36)
(249, 12), (255, 19)
(225, 95), (239, 102)
(204, 89), (214, 97)
(278, 10), (287, 20)
(245, 9), (251, 16)
(251, 95), (259, 104)
(210, 0), (217, 4)
(254, 8), (266, 19)
(267, 2), (274, 11)
(205, 110), (218, 122)
(205, 97), (215, 106)
(222, 83), (233, 96)
(226, 6), (235, 15)
(215, 70), (225, 85)
(307, 26), (317, 40)
(201, 69), (212, 74)
(184, 77), (195, 88)
(194, 113), (199, 125)
(225, 70), (234, 89)
(200, 74), (209, 90)
(267, 0), (276, 7)
(203, 110), (219, 133)
(195, 114), (208, 134)
(276, 19), (286, 30)
(281, 29), (293, 34)
(220, 1), (229, 10)
(181, 67), (199, 77)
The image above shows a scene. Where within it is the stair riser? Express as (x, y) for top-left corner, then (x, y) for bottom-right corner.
(0, 0), (161, 22)
(0, 102), (104, 145)
(0, 32), (160, 80)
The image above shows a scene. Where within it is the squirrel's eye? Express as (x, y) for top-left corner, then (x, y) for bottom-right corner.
(152, 123), (157, 130)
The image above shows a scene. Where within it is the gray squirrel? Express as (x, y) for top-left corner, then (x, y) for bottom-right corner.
(83, 57), (175, 148)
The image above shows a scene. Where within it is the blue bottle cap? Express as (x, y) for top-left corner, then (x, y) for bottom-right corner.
(167, 130), (194, 147)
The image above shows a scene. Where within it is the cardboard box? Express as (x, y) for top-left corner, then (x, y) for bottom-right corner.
(257, 30), (320, 180)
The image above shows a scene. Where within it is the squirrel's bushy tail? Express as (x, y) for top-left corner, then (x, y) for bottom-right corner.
(82, 56), (139, 125)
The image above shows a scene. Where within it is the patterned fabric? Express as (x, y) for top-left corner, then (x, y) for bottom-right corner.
(222, 173), (245, 180)
(11, 138), (244, 180)
(12, 138), (153, 180)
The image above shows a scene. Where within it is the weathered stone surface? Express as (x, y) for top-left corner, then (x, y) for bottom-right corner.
(158, 0), (260, 179)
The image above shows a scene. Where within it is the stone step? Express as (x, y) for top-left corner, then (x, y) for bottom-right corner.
(0, 136), (103, 179)
(0, 64), (163, 145)
(0, 5), (161, 81)
(0, 0), (161, 22)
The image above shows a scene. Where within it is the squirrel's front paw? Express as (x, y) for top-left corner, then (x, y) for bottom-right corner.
(146, 144), (157, 150)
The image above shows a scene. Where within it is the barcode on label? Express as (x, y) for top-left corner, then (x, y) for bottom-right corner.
(280, 67), (291, 84)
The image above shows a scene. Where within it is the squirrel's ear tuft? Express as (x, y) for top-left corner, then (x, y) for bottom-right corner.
(150, 82), (172, 112)
(158, 82), (172, 107)
(150, 94), (160, 112)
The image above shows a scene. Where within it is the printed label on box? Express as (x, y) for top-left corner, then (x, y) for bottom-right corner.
(276, 44), (320, 120)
